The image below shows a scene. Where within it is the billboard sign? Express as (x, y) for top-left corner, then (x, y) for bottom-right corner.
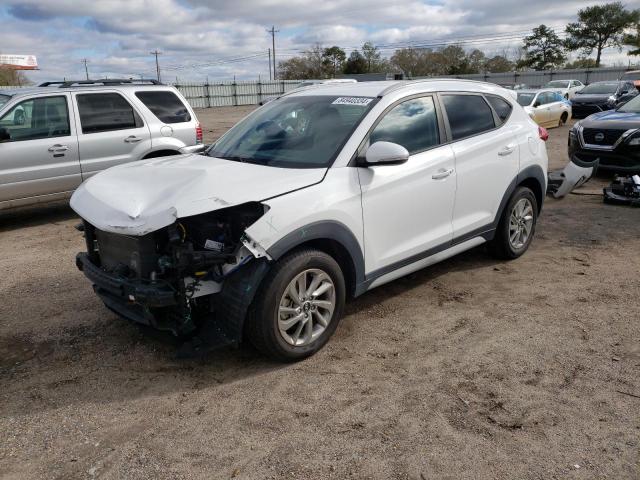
(0, 55), (38, 70)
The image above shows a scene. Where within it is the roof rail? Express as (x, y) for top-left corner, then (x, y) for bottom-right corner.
(378, 78), (498, 97)
(38, 79), (163, 88)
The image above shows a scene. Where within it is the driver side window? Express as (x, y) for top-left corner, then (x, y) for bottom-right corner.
(368, 96), (440, 155)
(0, 96), (70, 142)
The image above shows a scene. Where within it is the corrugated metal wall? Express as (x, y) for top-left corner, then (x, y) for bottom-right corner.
(423, 66), (636, 88)
(173, 80), (302, 108)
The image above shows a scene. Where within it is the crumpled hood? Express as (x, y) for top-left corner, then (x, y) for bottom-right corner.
(71, 153), (326, 235)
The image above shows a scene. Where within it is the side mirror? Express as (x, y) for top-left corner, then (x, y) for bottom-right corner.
(533, 101), (540, 108)
(0, 127), (10, 142)
(363, 141), (409, 166)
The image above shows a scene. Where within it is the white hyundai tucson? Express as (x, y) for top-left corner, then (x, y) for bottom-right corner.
(72, 80), (549, 360)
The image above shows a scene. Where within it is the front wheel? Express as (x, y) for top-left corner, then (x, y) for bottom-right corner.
(246, 249), (346, 361)
(488, 186), (538, 260)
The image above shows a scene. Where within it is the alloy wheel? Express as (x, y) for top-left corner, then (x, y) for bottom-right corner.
(277, 269), (336, 346)
(509, 198), (534, 250)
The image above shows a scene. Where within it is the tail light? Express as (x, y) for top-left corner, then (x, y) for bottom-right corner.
(538, 126), (549, 142)
(195, 122), (203, 144)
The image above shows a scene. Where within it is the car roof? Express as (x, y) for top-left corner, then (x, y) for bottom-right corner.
(285, 79), (517, 99)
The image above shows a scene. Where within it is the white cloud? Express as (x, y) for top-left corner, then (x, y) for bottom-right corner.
(0, 0), (637, 82)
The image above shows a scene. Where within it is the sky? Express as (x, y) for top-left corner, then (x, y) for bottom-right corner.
(0, 0), (639, 83)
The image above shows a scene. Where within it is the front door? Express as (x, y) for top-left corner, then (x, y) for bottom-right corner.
(0, 93), (81, 203)
(358, 95), (457, 274)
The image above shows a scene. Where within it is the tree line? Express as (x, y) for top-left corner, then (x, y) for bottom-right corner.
(279, 1), (640, 79)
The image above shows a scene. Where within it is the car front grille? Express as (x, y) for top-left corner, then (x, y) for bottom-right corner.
(582, 128), (627, 146)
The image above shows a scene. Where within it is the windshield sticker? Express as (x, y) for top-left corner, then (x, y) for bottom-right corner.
(332, 97), (373, 106)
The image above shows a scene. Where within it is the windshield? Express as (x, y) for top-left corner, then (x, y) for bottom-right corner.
(546, 81), (570, 88)
(516, 93), (536, 106)
(617, 95), (640, 113)
(0, 94), (10, 109)
(207, 95), (375, 168)
(580, 82), (619, 94)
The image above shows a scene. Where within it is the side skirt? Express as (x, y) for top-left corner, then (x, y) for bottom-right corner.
(356, 235), (489, 295)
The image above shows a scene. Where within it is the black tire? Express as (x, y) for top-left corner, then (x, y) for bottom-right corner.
(245, 248), (346, 361)
(488, 186), (538, 260)
(559, 112), (568, 126)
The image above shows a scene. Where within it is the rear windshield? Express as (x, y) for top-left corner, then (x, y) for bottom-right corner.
(516, 93), (536, 106)
(580, 82), (619, 94)
(0, 94), (10, 109)
(135, 91), (191, 123)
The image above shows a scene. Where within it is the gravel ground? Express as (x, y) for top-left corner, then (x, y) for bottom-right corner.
(1, 107), (639, 480)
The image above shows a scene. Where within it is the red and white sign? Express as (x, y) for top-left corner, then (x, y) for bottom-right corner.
(0, 55), (38, 70)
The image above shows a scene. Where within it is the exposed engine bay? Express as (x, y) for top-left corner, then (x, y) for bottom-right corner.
(76, 202), (269, 339)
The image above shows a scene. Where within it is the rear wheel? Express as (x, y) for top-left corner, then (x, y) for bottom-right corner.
(488, 186), (538, 260)
(559, 112), (568, 126)
(246, 249), (345, 361)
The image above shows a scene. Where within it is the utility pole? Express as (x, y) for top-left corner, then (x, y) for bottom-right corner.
(150, 50), (162, 82)
(81, 58), (89, 80)
(268, 48), (272, 80)
(267, 26), (279, 79)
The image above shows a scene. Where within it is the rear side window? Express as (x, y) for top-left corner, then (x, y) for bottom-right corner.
(442, 95), (495, 140)
(77, 93), (142, 134)
(369, 96), (440, 154)
(485, 95), (512, 124)
(135, 91), (191, 123)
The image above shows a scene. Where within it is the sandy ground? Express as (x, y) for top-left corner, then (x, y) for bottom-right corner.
(1, 108), (639, 480)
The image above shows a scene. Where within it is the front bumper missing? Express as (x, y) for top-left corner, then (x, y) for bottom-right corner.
(76, 252), (178, 308)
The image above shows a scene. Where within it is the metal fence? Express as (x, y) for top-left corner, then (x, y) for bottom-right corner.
(173, 80), (303, 108)
(424, 66), (639, 88)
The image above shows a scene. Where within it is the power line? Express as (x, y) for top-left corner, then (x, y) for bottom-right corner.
(150, 50), (162, 82)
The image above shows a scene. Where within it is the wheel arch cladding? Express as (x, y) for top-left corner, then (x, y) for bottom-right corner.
(266, 221), (365, 297)
(516, 164), (546, 213)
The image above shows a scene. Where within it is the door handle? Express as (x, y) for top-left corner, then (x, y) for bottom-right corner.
(124, 136), (142, 143)
(498, 146), (516, 156)
(48, 144), (68, 153)
(432, 168), (454, 180)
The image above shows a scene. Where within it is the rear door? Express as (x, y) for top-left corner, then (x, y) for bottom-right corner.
(72, 91), (151, 179)
(441, 93), (519, 238)
(0, 93), (81, 203)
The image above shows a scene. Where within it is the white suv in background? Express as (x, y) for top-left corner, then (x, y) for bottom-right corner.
(72, 80), (548, 361)
(544, 79), (584, 99)
(0, 79), (201, 210)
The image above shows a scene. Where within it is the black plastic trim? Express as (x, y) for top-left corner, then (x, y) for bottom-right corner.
(266, 220), (366, 292)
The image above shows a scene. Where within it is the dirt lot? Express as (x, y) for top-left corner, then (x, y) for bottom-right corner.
(1, 107), (639, 480)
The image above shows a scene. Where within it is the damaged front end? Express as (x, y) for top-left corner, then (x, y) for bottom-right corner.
(75, 202), (271, 347)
